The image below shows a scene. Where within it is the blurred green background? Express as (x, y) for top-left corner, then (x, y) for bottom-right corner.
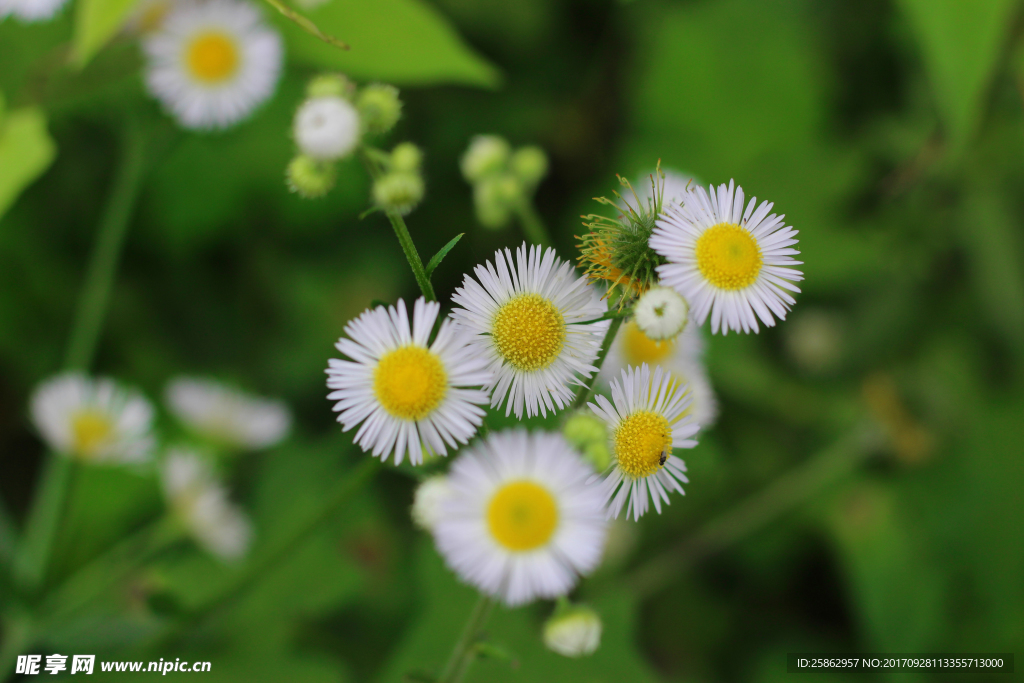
(1, 0), (1023, 680)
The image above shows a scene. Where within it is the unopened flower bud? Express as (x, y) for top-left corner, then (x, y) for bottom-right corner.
(510, 145), (548, 188)
(357, 83), (402, 135)
(373, 171), (424, 216)
(634, 286), (689, 341)
(286, 155), (336, 199)
(391, 142), (422, 173)
(473, 177), (511, 229)
(562, 411), (611, 471)
(543, 604), (602, 658)
(461, 135), (510, 183)
(411, 475), (449, 532)
(293, 96), (360, 161)
(306, 73), (354, 100)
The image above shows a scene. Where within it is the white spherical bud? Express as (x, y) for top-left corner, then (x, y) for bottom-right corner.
(543, 604), (602, 658)
(411, 475), (449, 532)
(634, 286), (689, 340)
(460, 135), (510, 183)
(293, 96), (360, 161)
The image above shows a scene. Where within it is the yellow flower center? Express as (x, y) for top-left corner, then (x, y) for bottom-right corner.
(487, 480), (559, 551)
(695, 223), (762, 290)
(614, 410), (672, 478)
(185, 31), (240, 84)
(71, 410), (114, 457)
(491, 293), (566, 372)
(373, 346), (447, 421)
(621, 321), (676, 366)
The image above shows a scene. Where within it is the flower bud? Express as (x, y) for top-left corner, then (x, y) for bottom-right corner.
(634, 286), (689, 341)
(510, 145), (548, 188)
(562, 411), (611, 472)
(286, 155), (336, 199)
(373, 171), (424, 216)
(543, 604), (602, 658)
(390, 142), (422, 173)
(293, 96), (360, 161)
(473, 177), (512, 229)
(306, 73), (354, 100)
(411, 475), (449, 532)
(357, 83), (402, 135)
(460, 135), (510, 183)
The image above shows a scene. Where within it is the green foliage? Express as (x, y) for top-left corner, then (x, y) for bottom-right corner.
(424, 233), (463, 277)
(0, 106), (56, 223)
(276, 0), (500, 88)
(71, 0), (138, 68)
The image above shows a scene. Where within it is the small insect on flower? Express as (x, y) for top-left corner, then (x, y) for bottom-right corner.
(161, 449), (252, 561)
(164, 377), (291, 451)
(143, 0), (283, 130)
(432, 430), (608, 606)
(326, 298), (492, 466)
(589, 364), (700, 521)
(30, 373), (155, 464)
(650, 180), (803, 334)
(450, 243), (608, 419)
(0, 0), (69, 22)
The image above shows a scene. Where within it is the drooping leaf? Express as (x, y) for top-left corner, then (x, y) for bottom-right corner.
(895, 0), (1017, 147)
(0, 107), (57, 223)
(274, 0), (500, 88)
(425, 233), (463, 277)
(71, 0), (139, 67)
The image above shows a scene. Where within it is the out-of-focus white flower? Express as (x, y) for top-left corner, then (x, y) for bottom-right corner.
(30, 374), (154, 464)
(293, 95), (360, 161)
(543, 603), (602, 657)
(143, 0), (282, 130)
(165, 377), (291, 451)
(633, 286), (689, 341)
(411, 475), (449, 532)
(0, 0), (68, 22)
(161, 449), (252, 561)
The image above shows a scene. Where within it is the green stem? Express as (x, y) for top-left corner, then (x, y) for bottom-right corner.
(359, 149), (436, 301)
(513, 200), (553, 249)
(625, 424), (882, 599)
(570, 316), (623, 411)
(261, 0), (349, 50)
(150, 459), (378, 647)
(14, 120), (147, 592)
(438, 595), (496, 683)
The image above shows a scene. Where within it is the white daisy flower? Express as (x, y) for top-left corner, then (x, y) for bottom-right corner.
(411, 475), (449, 532)
(29, 373), (155, 464)
(0, 0), (68, 22)
(450, 243), (608, 419)
(633, 285), (688, 341)
(589, 364), (699, 521)
(433, 430), (608, 606)
(326, 297), (491, 466)
(650, 180), (803, 334)
(599, 320), (718, 428)
(161, 449), (252, 561)
(143, 0), (283, 130)
(293, 95), (360, 161)
(164, 377), (291, 451)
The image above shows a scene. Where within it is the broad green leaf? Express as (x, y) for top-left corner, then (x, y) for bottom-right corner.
(425, 232), (463, 277)
(0, 107), (57, 223)
(71, 0), (139, 67)
(275, 0), (500, 88)
(895, 0), (1017, 147)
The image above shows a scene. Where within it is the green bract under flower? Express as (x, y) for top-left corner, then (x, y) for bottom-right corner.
(577, 170), (668, 307)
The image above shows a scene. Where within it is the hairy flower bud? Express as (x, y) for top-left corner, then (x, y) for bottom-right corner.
(373, 171), (424, 215)
(391, 142), (422, 173)
(543, 604), (602, 658)
(293, 96), (360, 161)
(306, 73), (354, 100)
(286, 155), (336, 199)
(460, 135), (510, 183)
(472, 177), (512, 229)
(357, 83), (402, 135)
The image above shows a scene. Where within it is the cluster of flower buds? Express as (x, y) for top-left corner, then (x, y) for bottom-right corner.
(286, 74), (403, 199)
(372, 142), (425, 215)
(460, 135), (548, 229)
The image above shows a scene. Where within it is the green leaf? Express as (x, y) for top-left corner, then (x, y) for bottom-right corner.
(895, 0), (1017, 148)
(425, 233), (463, 277)
(275, 0), (500, 88)
(0, 107), (57, 223)
(71, 0), (139, 67)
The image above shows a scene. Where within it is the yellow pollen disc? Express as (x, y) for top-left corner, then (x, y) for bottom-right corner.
(695, 223), (763, 290)
(614, 410), (672, 478)
(374, 346), (447, 421)
(622, 321), (676, 366)
(71, 411), (114, 457)
(185, 31), (240, 84)
(487, 481), (559, 551)
(491, 293), (566, 372)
